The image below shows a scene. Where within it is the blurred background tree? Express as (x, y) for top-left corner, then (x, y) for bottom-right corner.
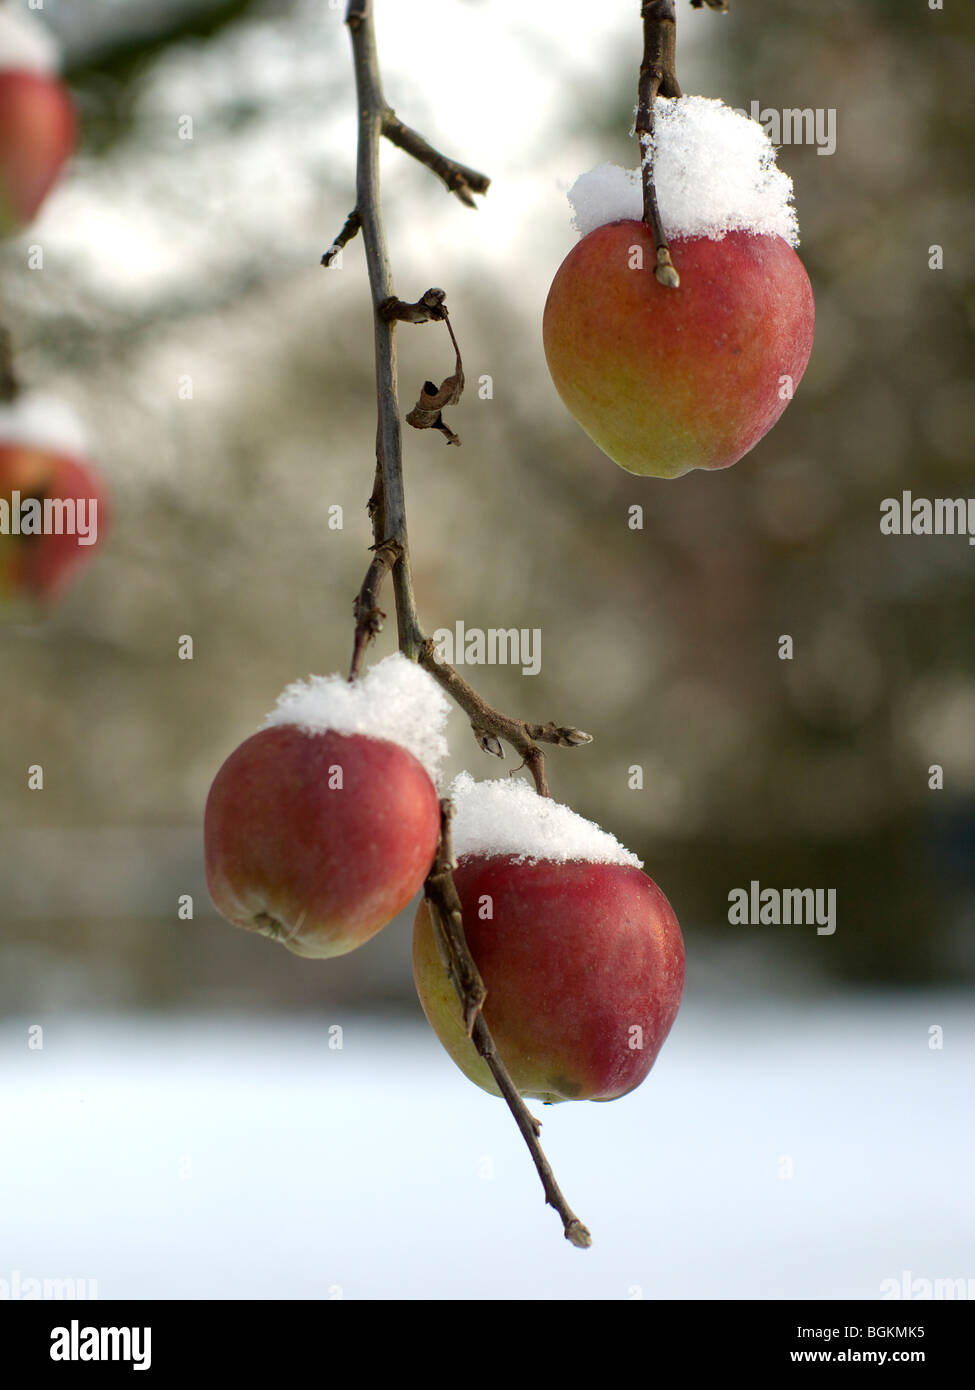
(1, 0), (973, 1014)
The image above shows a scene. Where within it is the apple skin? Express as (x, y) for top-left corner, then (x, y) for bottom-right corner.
(0, 444), (108, 603)
(0, 70), (76, 235)
(542, 221), (815, 479)
(205, 726), (442, 959)
(413, 854), (685, 1103)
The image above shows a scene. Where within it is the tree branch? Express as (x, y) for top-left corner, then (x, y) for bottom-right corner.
(340, 0), (592, 1248)
(347, 0), (422, 661)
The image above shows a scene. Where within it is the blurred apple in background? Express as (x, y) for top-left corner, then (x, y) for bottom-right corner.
(0, 392), (107, 608)
(0, 4), (75, 236)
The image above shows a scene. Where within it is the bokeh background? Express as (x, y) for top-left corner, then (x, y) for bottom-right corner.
(1, 0), (973, 1300)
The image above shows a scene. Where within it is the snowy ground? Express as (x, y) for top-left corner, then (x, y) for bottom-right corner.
(1, 993), (972, 1301)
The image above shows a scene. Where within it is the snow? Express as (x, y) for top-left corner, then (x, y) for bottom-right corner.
(450, 771), (642, 868)
(0, 393), (90, 459)
(1, 994), (971, 1299)
(569, 96), (800, 245)
(0, 3), (60, 75)
(263, 653), (450, 785)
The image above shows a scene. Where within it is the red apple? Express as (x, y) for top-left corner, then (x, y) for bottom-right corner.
(205, 725), (442, 959)
(543, 221), (814, 479)
(0, 70), (75, 235)
(413, 854), (685, 1103)
(0, 442), (108, 603)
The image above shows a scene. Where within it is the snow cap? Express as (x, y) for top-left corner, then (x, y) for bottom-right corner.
(568, 95), (799, 246)
(0, 4), (60, 75)
(0, 393), (90, 458)
(264, 652), (450, 785)
(450, 771), (643, 868)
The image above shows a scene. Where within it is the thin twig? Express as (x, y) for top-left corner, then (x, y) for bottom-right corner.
(322, 208), (361, 267)
(468, 1014), (591, 1248)
(341, 0), (592, 1248)
(418, 639), (591, 799)
(382, 114), (490, 209)
(423, 805), (592, 1248)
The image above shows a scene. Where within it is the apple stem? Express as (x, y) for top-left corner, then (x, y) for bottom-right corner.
(338, 0), (595, 1250)
(637, 0), (684, 289)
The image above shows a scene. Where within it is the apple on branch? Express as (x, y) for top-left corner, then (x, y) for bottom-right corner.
(0, 6), (75, 236)
(205, 653), (449, 959)
(543, 96), (815, 479)
(413, 773), (685, 1104)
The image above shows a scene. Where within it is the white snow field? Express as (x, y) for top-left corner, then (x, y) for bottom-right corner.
(1, 993), (972, 1301)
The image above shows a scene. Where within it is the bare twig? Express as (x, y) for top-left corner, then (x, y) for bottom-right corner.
(341, 0), (593, 1247)
(423, 804), (592, 1248)
(322, 209), (361, 267)
(468, 1013), (592, 1248)
(382, 114), (490, 209)
(418, 639), (591, 798)
(0, 326), (21, 404)
(636, 1), (682, 288)
(345, 0), (489, 211)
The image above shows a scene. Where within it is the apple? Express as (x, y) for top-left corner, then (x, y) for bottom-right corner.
(205, 658), (448, 959)
(412, 777), (684, 1103)
(542, 221), (815, 479)
(0, 442), (108, 603)
(0, 69), (75, 235)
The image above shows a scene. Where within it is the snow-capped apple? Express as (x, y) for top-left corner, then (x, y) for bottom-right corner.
(0, 394), (107, 605)
(205, 654), (448, 959)
(542, 97), (815, 479)
(413, 773), (685, 1103)
(0, 9), (75, 235)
